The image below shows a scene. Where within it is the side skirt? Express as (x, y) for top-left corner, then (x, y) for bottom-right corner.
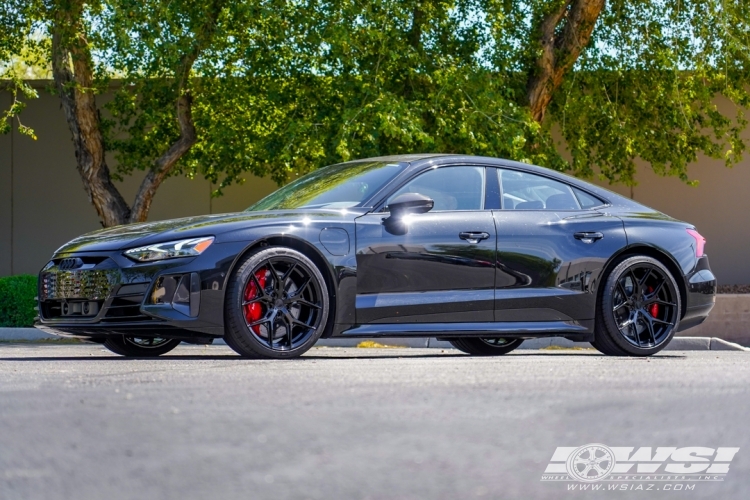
(335, 320), (594, 339)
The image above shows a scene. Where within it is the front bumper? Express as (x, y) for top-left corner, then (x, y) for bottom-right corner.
(35, 244), (242, 339)
(677, 255), (717, 332)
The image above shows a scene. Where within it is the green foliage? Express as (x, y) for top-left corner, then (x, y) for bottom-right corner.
(2, 0), (750, 193)
(0, 275), (38, 328)
(0, 0), (44, 138)
(554, 0), (750, 185)
(166, 0), (563, 191)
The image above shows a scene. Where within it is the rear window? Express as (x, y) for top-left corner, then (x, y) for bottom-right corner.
(499, 169), (580, 210)
(572, 187), (605, 209)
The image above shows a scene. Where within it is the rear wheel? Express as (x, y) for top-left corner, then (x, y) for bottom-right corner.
(591, 256), (681, 356)
(103, 336), (182, 357)
(223, 247), (330, 359)
(447, 337), (524, 356)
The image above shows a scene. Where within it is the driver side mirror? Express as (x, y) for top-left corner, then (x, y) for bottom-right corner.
(386, 193), (434, 219)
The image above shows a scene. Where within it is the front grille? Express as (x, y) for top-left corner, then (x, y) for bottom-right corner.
(52, 256), (108, 268)
(103, 283), (150, 322)
(40, 267), (153, 322)
(41, 270), (117, 301)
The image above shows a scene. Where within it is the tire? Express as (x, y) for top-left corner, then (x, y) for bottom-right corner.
(223, 246), (330, 359)
(447, 337), (524, 356)
(103, 336), (182, 357)
(591, 255), (681, 357)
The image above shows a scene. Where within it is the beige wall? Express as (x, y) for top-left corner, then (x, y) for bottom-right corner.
(592, 160), (750, 285)
(1, 87), (749, 284)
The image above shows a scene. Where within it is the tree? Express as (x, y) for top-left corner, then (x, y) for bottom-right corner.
(50, 0), (232, 225)
(2, 0), (749, 227)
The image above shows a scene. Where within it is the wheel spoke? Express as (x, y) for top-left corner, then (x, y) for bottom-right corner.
(638, 268), (652, 286)
(250, 273), (269, 299)
(284, 316), (294, 348)
(650, 317), (674, 327)
(646, 278), (665, 300)
(630, 320), (640, 347)
(290, 317), (315, 331)
(644, 317), (657, 345)
(242, 296), (267, 306)
(617, 280), (629, 299)
(289, 276), (312, 298)
(613, 300), (628, 312)
(281, 262), (297, 285)
(646, 298), (676, 308)
(290, 298), (321, 310)
(246, 317), (268, 328)
(265, 259), (282, 293)
(628, 270), (640, 296)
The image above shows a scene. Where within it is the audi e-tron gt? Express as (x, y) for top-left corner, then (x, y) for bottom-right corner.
(37, 154), (716, 358)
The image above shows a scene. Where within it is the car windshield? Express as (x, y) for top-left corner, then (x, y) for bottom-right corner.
(246, 161), (406, 211)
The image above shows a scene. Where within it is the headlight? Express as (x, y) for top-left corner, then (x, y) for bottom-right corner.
(124, 237), (214, 262)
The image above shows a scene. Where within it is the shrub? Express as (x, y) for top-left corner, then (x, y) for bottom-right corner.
(0, 274), (38, 327)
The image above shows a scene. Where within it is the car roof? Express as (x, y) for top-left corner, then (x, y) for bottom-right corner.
(353, 153), (451, 162)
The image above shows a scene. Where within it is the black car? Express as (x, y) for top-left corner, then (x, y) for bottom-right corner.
(36, 154), (716, 358)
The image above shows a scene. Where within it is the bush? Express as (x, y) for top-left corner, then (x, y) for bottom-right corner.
(0, 275), (38, 327)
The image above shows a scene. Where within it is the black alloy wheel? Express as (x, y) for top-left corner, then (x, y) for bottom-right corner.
(592, 256), (681, 356)
(447, 337), (524, 356)
(224, 247), (330, 359)
(103, 336), (182, 357)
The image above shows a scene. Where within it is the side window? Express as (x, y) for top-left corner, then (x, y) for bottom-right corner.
(499, 170), (580, 210)
(572, 187), (605, 209)
(388, 166), (484, 211)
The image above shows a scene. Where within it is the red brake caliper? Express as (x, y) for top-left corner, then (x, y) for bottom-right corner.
(244, 269), (267, 334)
(647, 285), (659, 318)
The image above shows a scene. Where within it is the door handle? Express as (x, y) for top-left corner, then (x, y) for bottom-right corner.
(574, 231), (604, 243)
(459, 232), (490, 244)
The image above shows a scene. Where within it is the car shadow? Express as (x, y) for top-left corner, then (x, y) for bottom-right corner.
(0, 351), (687, 362)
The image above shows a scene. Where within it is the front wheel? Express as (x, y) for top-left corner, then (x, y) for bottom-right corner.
(591, 256), (681, 356)
(223, 246), (330, 359)
(103, 336), (182, 357)
(447, 337), (524, 356)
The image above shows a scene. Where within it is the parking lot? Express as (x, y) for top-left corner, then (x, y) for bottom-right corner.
(1, 344), (749, 499)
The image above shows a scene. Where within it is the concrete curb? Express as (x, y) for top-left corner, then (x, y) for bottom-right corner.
(0, 328), (60, 341)
(2, 328), (748, 351)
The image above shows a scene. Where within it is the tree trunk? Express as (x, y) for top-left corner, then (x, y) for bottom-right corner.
(50, 0), (225, 227)
(128, 0), (225, 223)
(51, 2), (131, 227)
(128, 89), (198, 223)
(526, 0), (606, 123)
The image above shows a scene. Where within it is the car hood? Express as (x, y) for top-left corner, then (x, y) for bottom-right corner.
(54, 209), (365, 255)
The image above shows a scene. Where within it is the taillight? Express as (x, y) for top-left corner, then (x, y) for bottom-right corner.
(686, 228), (706, 257)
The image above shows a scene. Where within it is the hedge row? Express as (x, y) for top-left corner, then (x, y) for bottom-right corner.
(0, 275), (38, 327)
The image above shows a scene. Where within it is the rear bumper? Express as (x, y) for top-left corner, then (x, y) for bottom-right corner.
(678, 255), (716, 332)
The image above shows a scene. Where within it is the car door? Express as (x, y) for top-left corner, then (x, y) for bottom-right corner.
(354, 166), (497, 324)
(492, 168), (627, 322)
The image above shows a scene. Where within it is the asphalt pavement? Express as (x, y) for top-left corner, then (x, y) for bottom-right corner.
(1, 344), (749, 500)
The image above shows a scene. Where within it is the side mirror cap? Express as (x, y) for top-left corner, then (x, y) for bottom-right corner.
(386, 193), (434, 218)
